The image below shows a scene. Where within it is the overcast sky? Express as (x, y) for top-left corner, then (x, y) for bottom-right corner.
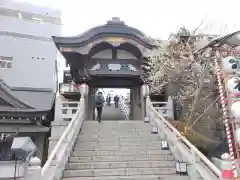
(14, 0), (240, 93)
(16, 0), (240, 39)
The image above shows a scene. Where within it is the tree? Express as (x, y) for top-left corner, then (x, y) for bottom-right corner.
(149, 26), (225, 153)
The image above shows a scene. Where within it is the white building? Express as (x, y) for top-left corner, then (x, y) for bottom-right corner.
(0, 0), (61, 90)
(0, 0), (61, 165)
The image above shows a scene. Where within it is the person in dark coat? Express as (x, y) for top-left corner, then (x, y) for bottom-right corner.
(106, 94), (111, 106)
(114, 94), (120, 108)
(95, 91), (105, 122)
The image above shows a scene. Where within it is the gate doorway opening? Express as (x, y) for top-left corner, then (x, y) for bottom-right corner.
(92, 88), (130, 121)
(88, 85), (142, 121)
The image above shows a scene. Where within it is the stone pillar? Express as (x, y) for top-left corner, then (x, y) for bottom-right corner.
(131, 86), (142, 120)
(34, 133), (45, 163)
(211, 153), (235, 180)
(26, 157), (42, 180)
(78, 83), (89, 122)
(87, 85), (94, 120)
(48, 93), (69, 155)
(132, 87), (137, 120)
(129, 88), (133, 120)
(167, 96), (174, 120)
(141, 84), (150, 120)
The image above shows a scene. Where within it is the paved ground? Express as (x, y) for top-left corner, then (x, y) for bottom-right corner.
(94, 104), (123, 121)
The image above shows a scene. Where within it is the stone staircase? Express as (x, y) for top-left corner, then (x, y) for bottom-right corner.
(61, 121), (190, 180)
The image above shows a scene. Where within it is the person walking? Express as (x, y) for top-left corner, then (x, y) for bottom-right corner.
(106, 94), (111, 106)
(95, 91), (105, 122)
(114, 94), (119, 108)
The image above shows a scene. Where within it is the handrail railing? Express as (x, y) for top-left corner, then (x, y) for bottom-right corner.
(60, 101), (79, 120)
(146, 97), (221, 180)
(41, 96), (85, 180)
(151, 101), (168, 117)
(119, 96), (130, 120)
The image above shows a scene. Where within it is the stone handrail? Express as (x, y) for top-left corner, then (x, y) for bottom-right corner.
(151, 101), (168, 117)
(119, 96), (130, 120)
(151, 97), (174, 120)
(146, 97), (221, 180)
(60, 101), (80, 120)
(41, 96), (85, 180)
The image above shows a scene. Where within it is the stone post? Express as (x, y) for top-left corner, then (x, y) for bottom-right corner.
(48, 92), (71, 155)
(79, 84), (89, 120)
(167, 96), (174, 120)
(141, 84), (150, 121)
(211, 153), (234, 180)
(25, 157), (42, 180)
(79, 83), (89, 97)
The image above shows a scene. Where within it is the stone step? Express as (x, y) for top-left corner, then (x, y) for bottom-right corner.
(73, 145), (163, 151)
(82, 121), (148, 125)
(71, 149), (171, 156)
(76, 137), (162, 142)
(81, 127), (153, 132)
(73, 143), (162, 149)
(61, 121), (190, 180)
(79, 132), (156, 135)
(69, 154), (175, 163)
(81, 125), (153, 128)
(74, 141), (162, 147)
(78, 134), (159, 138)
(66, 160), (175, 170)
(62, 167), (177, 177)
(79, 131), (155, 135)
(78, 134), (160, 138)
(78, 135), (161, 139)
(81, 125), (153, 129)
(62, 175), (190, 180)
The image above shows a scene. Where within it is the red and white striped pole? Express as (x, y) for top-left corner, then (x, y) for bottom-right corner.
(214, 52), (238, 180)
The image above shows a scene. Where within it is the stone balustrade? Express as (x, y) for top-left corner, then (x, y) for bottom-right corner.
(48, 96), (80, 155)
(146, 96), (222, 180)
(151, 96), (174, 120)
(41, 83), (88, 180)
(21, 90), (229, 180)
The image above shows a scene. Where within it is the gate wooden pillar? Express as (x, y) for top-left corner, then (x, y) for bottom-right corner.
(86, 84), (95, 120)
(131, 86), (142, 120)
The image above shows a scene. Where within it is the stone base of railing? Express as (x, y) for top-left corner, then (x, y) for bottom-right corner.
(48, 121), (70, 155)
(25, 157), (42, 180)
(212, 154), (240, 179)
(0, 161), (27, 180)
(0, 157), (42, 180)
(49, 98), (79, 155)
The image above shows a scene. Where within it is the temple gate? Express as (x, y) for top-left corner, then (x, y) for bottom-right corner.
(53, 17), (157, 120)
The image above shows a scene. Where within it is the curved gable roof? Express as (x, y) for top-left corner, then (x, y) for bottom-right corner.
(52, 17), (157, 48)
(0, 79), (33, 108)
(0, 80), (55, 112)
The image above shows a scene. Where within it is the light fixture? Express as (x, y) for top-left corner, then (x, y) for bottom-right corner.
(144, 116), (150, 123)
(161, 140), (169, 150)
(176, 160), (188, 175)
(151, 124), (158, 134)
(18, 12), (22, 19)
(32, 17), (43, 23)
